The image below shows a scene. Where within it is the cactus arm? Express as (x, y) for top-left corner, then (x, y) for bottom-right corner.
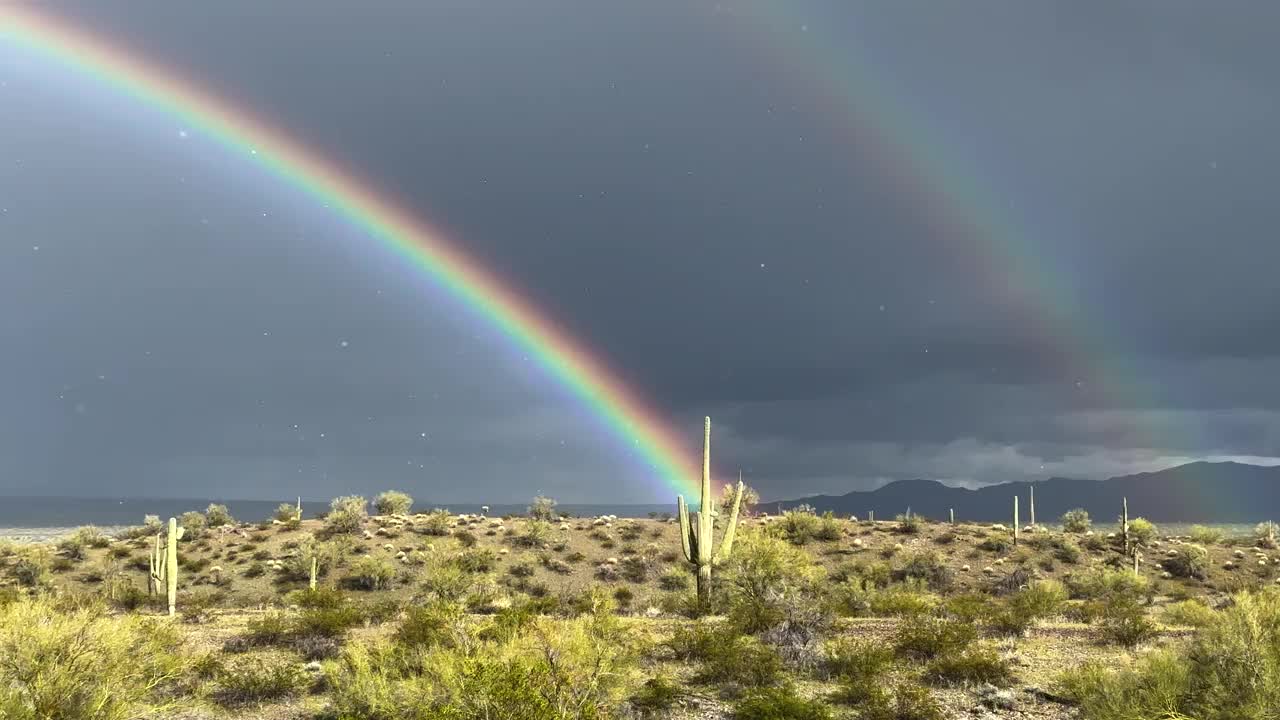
(678, 495), (693, 563)
(714, 480), (744, 565)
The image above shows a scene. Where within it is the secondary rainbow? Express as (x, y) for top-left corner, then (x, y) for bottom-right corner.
(0, 6), (704, 497)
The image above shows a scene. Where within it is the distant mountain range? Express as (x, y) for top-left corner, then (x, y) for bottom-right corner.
(769, 461), (1280, 523)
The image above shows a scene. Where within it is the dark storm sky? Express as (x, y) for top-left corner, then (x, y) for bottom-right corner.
(4, 1), (1280, 504)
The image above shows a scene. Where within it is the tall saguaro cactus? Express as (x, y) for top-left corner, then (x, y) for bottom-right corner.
(1013, 496), (1020, 546)
(166, 517), (184, 617)
(148, 532), (165, 596)
(1029, 485), (1036, 528)
(1122, 497), (1130, 557)
(678, 417), (744, 603)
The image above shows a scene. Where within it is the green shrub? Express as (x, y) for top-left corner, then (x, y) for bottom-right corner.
(658, 569), (690, 592)
(239, 612), (292, 647)
(770, 508), (823, 546)
(1189, 525), (1225, 545)
(924, 645), (1014, 686)
(1065, 566), (1151, 603)
(895, 513), (922, 535)
(1255, 521), (1277, 549)
(1053, 541), (1082, 564)
(212, 656), (309, 707)
(395, 601), (463, 649)
(1127, 517), (1157, 546)
(978, 535), (1011, 553)
(13, 549), (50, 587)
(1061, 508), (1091, 533)
(347, 555), (397, 591)
(823, 637), (895, 681)
(1098, 600), (1157, 648)
(373, 490), (413, 515)
(326, 495), (369, 534)
(868, 583), (938, 618)
(941, 592), (995, 625)
(893, 551), (953, 591)
(178, 511), (206, 539)
(509, 519), (553, 549)
(735, 686), (833, 720)
(629, 676), (683, 714)
(1162, 599), (1216, 628)
(205, 503), (234, 527)
(814, 512), (843, 542)
(528, 495), (558, 521)
(421, 510), (453, 536)
(274, 502), (300, 522)
(56, 535), (87, 561)
(458, 548), (497, 574)
(0, 597), (187, 720)
(1163, 544), (1210, 580)
(893, 616), (976, 660)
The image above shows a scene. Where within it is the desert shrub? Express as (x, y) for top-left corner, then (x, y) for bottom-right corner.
(618, 524), (643, 542)
(895, 513), (921, 535)
(420, 556), (475, 602)
(13, 549), (50, 587)
(212, 655), (309, 708)
(178, 511), (206, 539)
(880, 683), (944, 720)
(1061, 508), (1092, 533)
(326, 595), (641, 719)
(326, 495), (369, 534)
(509, 519), (553, 549)
(420, 510), (454, 536)
(933, 531), (956, 545)
(1189, 525), (1225, 545)
(453, 529), (478, 548)
(1098, 599), (1157, 648)
(658, 569), (690, 592)
(1053, 541), (1083, 564)
(671, 622), (786, 689)
(373, 490), (413, 515)
(734, 685), (833, 720)
(274, 502), (300, 522)
(294, 601), (365, 640)
(0, 596), (187, 720)
(295, 633), (343, 660)
(395, 601), (464, 649)
(612, 586), (634, 607)
(770, 508), (823, 546)
(205, 503), (234, 527)
(56, 535), (88, 561)
(814, 512), (842, 541)
(629, 676), (683, 714)
(240, 612), (292, 647)
(179, 589), (220, 624)
(458, 548), (497, 574)
(1065, 566), (1151, 603)
(347, 555), (397, 591)
(978, 535), (1011, 553)
(894, 615), (976, 660)
(823, 637), (895, 681)
(721, 533), (831, 669)
(722, 482), (761, 516)
(868, 583), (939, 618)
(941, 592), (995, 625)
(508, 561), (536, 579)
(924, 645), (1014, 687)
(1162, 599), (1216, 627)
(528, 495), (558, 521)
(1163, 544), (1210, 580)
(892, 551), (953, 591)
(1127, 517), (1157, 546)
(989, 579), (1067, 635)
(281, 534), (338, 582)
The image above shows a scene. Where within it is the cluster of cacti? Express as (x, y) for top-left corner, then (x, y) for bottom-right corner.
(148, 517), (184, 616)
(677, 417), (744, 603)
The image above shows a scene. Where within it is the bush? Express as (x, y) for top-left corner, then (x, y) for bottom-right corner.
(1098, 600), (1157, 648)
(415, 509), (452, 536)
(374, 490), (414, 515)
(13, 549), (50, 587)
(1189, 525), (1225, 545)
(823, 637), (894, 681)
(1053, 541), (1082, 564)
(274, 502), (300, 522)
(629, 676), (683, 714)
(179, 511), (206, 539)
(1163, 544), (1210, 580)
(1162, 599), (1216, 628)
(814, 512), (842, 541)
(895, 513), (921, 535)
(528, 495), (558, 521)
(892, 551), (953, 591)
(924, 645), (1014, 687)
(770, 509), (823, 546)
(1065, 566), (1151, 603)
(205, 503), (234, 527)
(1061, 508), (1091, 533)
(1255, 521), (1278, 549)
(0, 597), (187, 720)
(457, 548), (497, 574)
(1127, 517), (1157, 546)
(735, 686), (833, 720)
(671, 623), (786, 689)
(978, 535), (1011, 553)
(509, 519), (553, 549)
(894, 616), (976, 660)
(326, 596), (641, 719)
(867, 584), (938, 618)
(722, 482), (760, 515)
(395, 601), (463, 649)
(326, 495), (369, 534)
(721, 533), (831, 669)
(212, 656), (309, 707)
(347, 555), (397, 591)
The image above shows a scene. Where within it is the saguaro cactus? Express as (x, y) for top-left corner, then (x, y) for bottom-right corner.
(678, 417), (743, 604)
(1029, 486), (1036, 528)
(310, 556), (319, 591)
(1122, 497), (1130, 557)
(1013, 496), (1020, 546)
(949, 508), (955, 525)
(166, 517), (184, 617)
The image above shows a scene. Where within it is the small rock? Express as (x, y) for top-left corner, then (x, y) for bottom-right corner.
(978, 684), (1017, 711)
(304, 661), (323, 672)
(961, 564), (971, 572)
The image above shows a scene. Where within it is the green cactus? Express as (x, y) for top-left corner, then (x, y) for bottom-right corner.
(148, 532), (165, 596)
(310, 555), (318, 591)
(1030, 485), (1036, 528)
(1013, 496), (1020, 546)
(677, 417), (743, 603)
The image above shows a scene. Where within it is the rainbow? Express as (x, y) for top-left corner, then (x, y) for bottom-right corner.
(721, 2), (1169, 448)
(0, 6), (704, 497)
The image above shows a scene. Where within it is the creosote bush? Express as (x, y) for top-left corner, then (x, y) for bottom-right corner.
(0, 596), (188, 720)
(1061, 508), (1092, 533)
(1189, 525), (1225, 545)
(1163, 544), (1210, 580)
(373, 490), (413, 516)
(735, 685), (833, 720)
(326, 495), (369, 535)
(205, 503), (234, 527)
(1126, 517), (1157, 546)
(528, 495), (558, 521)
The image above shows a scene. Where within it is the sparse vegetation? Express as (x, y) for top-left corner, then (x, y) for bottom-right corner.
(373, 489), (413, 515)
